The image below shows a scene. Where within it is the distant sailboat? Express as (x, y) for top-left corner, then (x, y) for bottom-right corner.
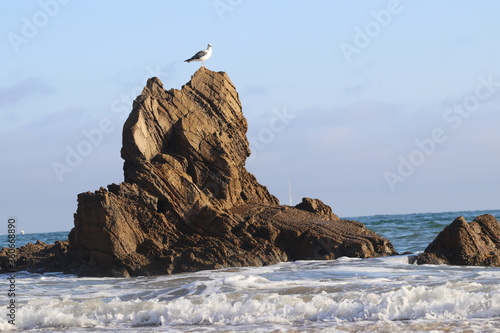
(20, 230), (25, 235)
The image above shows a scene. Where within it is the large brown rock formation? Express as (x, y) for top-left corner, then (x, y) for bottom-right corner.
(0, 68), (396, 276)
(68, 68), (396, 276)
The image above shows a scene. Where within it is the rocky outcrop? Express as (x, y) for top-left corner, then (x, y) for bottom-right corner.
(0, 241), (76, 273)
(295, 197), (339, 220)
(417, 214), (500, 266)
(68, 68), (396, 276)
(0, 68), (396, 277)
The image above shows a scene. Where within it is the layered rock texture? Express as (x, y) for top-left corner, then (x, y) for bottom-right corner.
(0, 68), (396, 277)
(417, 214), (500, 266)
(68, 68), (396, 276)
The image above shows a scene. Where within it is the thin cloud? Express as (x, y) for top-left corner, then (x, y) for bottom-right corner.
(241, 85), (268, 96)
(339, 82), (371, 96)
(0, 77), (54, 107)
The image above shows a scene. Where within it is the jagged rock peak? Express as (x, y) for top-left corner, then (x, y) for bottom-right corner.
(122, 68), (243, 162)
(121, 67), (278, 209)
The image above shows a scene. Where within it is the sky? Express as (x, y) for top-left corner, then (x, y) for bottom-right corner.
(1, 0), (500, 233)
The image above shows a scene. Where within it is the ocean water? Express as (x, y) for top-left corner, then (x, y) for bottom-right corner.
(0, 231), (70, 249)
(1, 210), (500, 332)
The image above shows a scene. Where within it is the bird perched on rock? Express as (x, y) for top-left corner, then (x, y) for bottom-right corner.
(185, 44), (212, 67)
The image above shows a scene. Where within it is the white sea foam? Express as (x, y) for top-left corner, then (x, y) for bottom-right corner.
(5, 211), (500, 331)
(2, 257), (500, 332)
(5, 283), (500, 331)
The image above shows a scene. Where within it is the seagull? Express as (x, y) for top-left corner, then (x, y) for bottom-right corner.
(185, 44), (212, 67)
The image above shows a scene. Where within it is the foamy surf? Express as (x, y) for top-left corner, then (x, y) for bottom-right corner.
(2, 255), (500, 332)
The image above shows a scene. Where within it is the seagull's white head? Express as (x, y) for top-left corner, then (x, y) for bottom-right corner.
(207, 44), (212, 49)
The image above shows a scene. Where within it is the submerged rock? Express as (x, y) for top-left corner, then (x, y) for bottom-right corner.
(417, 214), (500, 266)
(0, 68), (396, 277)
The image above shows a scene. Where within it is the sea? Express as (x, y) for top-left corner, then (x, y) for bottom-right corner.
(2, 209), (500, 332)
